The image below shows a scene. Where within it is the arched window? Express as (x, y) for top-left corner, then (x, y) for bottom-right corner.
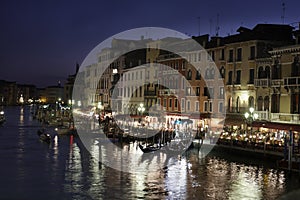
(265, 66), (270, 78)
(292, 56), (300, 76)
(248, 96), (254, 108)
(219, 66), (225, 79)
(272, 59), (281, 79)
(210, 68), (215, 79)
(264, 96), (269, 111)
(258, 66), (264, 79)
(196, 70), (201, 80)
(227, 71), (233, 85)
(228, 96), (232, 112)
(257, 96), (263, 111)
(205, 68), (210, 79)
(236, 97), (240, 113)
(187, 69), (192, 80)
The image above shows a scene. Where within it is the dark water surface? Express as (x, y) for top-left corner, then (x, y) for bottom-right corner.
(0, 106), (300, 199)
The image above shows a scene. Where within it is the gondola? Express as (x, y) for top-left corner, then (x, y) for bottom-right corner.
(55, 125), (77, 136)
(37, 129), (51, 143)
(139, 144), (161, 153)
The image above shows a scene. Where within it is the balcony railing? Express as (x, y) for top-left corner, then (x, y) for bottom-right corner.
(270, 113), (300, 124)
(271, 79), (284, 87)
(157, 53), (179, 60)
(255, 111), (300, 124)
(254, 79), (270, 87)
(159, 89), (177, 96)
(162, 70), (178, 75)
(284, 76), (300, 87)
(144, 91), (156, 96)
(256, 111), (269, 120)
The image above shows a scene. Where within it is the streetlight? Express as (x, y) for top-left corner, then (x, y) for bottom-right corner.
(97, 102), (103, 110)
(137, 103), (145, 123)
(97, 102), (104, 116)
(138, 103), (145, 114)
(244, 107), (258, 137)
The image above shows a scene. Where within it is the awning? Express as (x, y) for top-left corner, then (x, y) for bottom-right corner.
(163, 112), (210, 120)
(252, 121), (300, 132)
(180, 119), (193, 124)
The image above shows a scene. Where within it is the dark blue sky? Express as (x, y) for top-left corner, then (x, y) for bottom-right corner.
(1, 0), (300, 87)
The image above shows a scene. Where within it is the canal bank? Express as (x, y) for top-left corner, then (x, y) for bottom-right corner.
(1, 106), (300, 199)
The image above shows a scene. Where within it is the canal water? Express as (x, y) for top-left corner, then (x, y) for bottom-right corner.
(1, 105), (300, 199)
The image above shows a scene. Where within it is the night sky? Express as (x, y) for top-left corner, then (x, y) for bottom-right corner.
(1, 0), (300, 87)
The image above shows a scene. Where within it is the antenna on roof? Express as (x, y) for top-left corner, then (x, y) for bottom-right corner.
(197, 17), (201, 36)
(216, 14), (220, 36)
(281, 2), (286, 24)
(209, 18), (213, 36)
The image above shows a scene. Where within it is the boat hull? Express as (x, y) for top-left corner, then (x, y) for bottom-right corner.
(37, 129), (51, 143)
(139, 144), (160, 153)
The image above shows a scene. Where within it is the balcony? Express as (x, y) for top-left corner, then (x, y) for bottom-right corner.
(144, 90), (156, 96)
(270, 113), (300, 124)
(162, 70), (178, 75)
(157, 53), (179, 61)
(248, 56), (255, 61)
(227, 58), (233, 63)
(284, 76), (300, 87)
(256, 111), (300, 124)
(158, 89), (177, 96)
(271, 79), (283, 87)
(226, 81), (233, 86)
(254, 78), (270, 87)
(256, 110), (269, 121)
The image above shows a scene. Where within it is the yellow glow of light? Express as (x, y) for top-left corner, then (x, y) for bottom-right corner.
(40, 98), (47, 103)
(19, 95), (24, 103)
(241, 93), (249, 101)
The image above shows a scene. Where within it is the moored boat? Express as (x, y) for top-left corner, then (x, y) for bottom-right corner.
(277, 159), (300, 172)
(139, 144), (161, 153)
(55, 126), (77, 135)
(37, 129), (51, 143)
(0, 110), (6, 125)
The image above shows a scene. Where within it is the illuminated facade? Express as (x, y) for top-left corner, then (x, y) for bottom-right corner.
(64, 63), (79, 104)
(215, 24), (295, 128)
(0, 80), (17, 105)
(264, 43), (300, 124)
(77, 23), (300, 131)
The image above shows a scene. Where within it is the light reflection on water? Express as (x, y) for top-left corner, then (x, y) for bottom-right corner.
(0, 106), (299, 200)
(63, 139), (288, 199)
